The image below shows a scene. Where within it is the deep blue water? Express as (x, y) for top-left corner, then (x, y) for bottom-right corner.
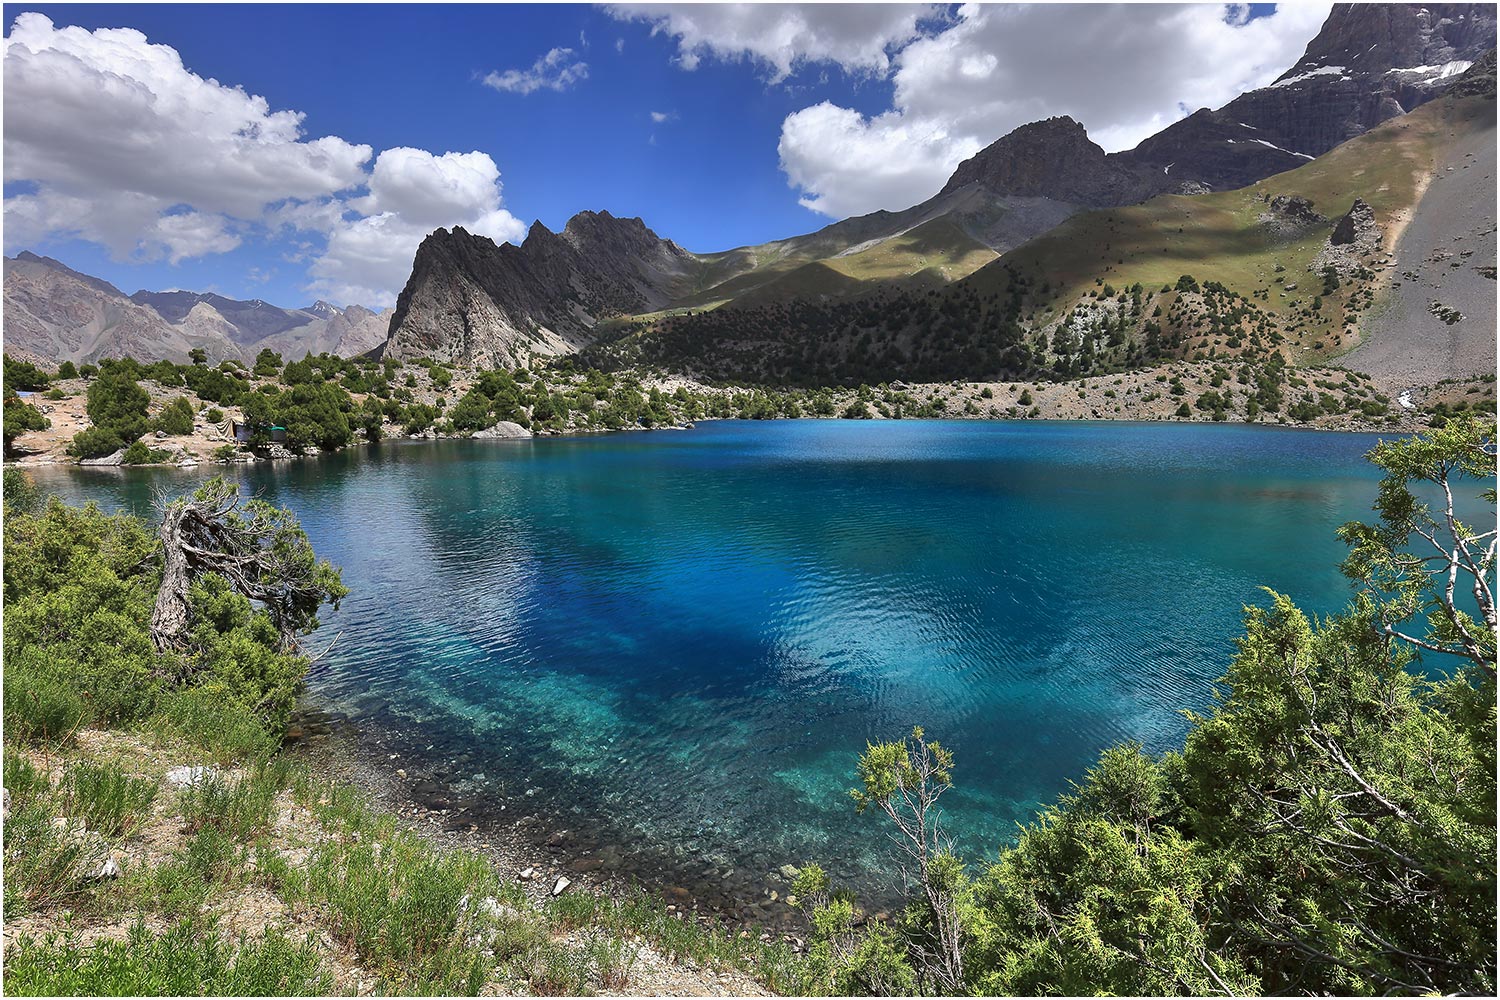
(29, 420), (1404, 902)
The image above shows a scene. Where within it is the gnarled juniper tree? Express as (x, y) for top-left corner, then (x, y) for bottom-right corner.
(150, 477), (347, 654)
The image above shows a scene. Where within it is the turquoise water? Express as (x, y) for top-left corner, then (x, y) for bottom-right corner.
(30, 420), (1400, 907)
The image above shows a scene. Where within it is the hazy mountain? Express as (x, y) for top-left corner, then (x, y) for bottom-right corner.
(2, 253), (391, 364)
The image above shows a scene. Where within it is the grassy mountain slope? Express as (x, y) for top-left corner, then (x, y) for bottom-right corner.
(586, 90), (1494, 388)
(967, 90), (1495, 361)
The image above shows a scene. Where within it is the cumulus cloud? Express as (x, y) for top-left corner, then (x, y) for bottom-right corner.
(3, 13), (527, 307)
(608, 3), (939, 82)
(768, 3), (1333, 217)
(779, 103), (980, 217)
(649, 110), (677, 124)
(298, 148), (525, 307)
(2, 11), (370, 260)
(482, 47), (589, 94)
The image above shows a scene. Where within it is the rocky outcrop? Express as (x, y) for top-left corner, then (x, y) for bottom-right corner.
(381, 212), (699, 366)
(1445, 46), (1498, 97)
(1314, 198), (1384, 279)
(1270, 195), (1327, 225)
(471, 420), (531, 439)
(1259, 194), (1331, 239)
(1330, 198), (1380, 246)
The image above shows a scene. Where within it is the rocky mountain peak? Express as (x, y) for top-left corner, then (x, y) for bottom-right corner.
(940, 116), (1153, 206)
(1281, 3), (1493, 80)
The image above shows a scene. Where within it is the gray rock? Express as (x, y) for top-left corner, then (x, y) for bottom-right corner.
(470, 420), (532, 439)
(164, 765), (214, 787)
(79, 448), (126, 467)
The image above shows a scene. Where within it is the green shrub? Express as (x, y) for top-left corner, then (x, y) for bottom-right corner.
(3, 657), (91, 744)
(303, 812), (496, 993)
(1, 800), (112, 916)
(3, 466), (42, 513)
(148, 688), (278, 765)
(84, 371), (150, 445)
(204, 407), (225, 423)
(67, 425), (126, 459)
(4, 393), (52, 453)
(3, 753), (53, 813)
(154, 396), (195, 436)
(178, 761), (287, 841)
(120, 440), (171, 465)
(3, 354), (51, 392)
(144, 828), (246, 919)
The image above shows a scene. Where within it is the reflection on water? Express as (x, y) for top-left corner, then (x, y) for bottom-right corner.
(32, 420), (1402, 906)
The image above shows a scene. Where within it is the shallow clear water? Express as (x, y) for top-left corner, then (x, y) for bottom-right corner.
(31, 420), (1400, 899)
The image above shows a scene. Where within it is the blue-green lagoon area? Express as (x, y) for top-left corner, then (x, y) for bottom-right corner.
(33, 419), (1402, 915)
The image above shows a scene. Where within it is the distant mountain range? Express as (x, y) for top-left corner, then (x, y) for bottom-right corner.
(2, 252), (390, 365)
(4, 3), (1494, 382)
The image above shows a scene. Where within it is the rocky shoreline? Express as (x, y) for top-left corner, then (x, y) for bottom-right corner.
(285, 703), (822, 949)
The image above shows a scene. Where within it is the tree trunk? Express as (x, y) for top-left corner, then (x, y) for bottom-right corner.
(150, 504), (194, 650)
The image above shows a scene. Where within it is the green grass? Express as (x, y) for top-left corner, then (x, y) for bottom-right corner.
(3, 919), (330, 996)
(1, 800), (113, 918)
(58, 761), (159, 838)
(178, 760), (287, 840)
(968, 93), (1493, 348)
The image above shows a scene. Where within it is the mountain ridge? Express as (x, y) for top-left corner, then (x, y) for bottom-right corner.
(2, 254), (392, 365)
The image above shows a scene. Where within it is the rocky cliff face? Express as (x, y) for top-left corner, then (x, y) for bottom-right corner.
(936, 7), (1493, 209)
(939, 117), (1161, 206)
(1120, 4), (1495, 190)
(382, 211), (698, 365)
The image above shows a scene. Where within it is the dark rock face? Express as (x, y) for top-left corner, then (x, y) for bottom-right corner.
(382, 211), (698, 365)
(940, 117), (1158, 206)
(1446, 46), (1498, 98)
(1330, 198), (1379, 246)
(1121, 4), (1495, 191)
(1269, 195), (1327, 225)
(939, 7), (1494, 210)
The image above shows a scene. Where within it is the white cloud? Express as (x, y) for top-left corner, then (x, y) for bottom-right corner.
(149, 211), (242, 264)
(298, 148), (526, 307)
(482, 46), (589, 94)
(608, 3), (939, 82)
(3, 13), (528, 307)
(1, 12), (372, 259)
(768, 3), (1333, 217)
(779, 103), (980, 218)
(649, 110), (677, 124)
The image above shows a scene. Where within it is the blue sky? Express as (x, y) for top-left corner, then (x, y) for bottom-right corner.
(2, 3), (1327, 309)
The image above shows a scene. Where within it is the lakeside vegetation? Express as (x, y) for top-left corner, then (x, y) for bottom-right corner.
(790, 422), (1496, 995)
(6, 349), (1495, 470)
(3, 417), (1493, 995)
